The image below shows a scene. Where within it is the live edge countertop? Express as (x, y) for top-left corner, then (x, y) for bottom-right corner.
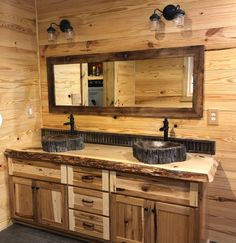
(5, 143), (218, 183)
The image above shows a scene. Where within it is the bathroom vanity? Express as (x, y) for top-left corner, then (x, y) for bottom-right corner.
(5, 143), (217, 243)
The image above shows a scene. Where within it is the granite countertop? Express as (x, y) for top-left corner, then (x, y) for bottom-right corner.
(5, 143), (218, 183)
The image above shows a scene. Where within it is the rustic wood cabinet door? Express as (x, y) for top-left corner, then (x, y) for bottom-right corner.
(10, 177), (34, 222)
(111, 194), (146, 243)
(154, 202), (197, 243)
(36, 181), (68, 229)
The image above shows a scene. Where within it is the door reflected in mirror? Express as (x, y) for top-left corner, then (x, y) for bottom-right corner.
(54, 57), (194, 108)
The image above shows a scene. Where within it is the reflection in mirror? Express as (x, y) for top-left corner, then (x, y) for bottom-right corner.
(47, 46), (204, 118)
(54, 57), (194, 108)
(54, 64), (82, 105)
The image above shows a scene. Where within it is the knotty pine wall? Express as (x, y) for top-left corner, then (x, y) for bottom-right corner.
(36, 1), (236, 242)
(0, 0), (41, 230)
(134, 58), (190, 107)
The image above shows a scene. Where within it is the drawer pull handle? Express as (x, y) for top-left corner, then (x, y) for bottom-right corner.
(82, 222), (95, 231)
(116, 187), (125, 192)
(82, 199), (94, 205)
(81, 175), (94, 182)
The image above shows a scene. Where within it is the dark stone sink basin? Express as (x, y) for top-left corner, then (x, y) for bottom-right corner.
(133, 140), (186, 164)
(42, 134), (84, 152)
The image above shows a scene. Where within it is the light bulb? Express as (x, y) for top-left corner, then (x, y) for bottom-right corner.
(174, 13), (185, 27)
(48, 31), (56, 41)
(47, 25), (56, 42)
(65, 28), (74, 40)
(150, 19), (161, 32)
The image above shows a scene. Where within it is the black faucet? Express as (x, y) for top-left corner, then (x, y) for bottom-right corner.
(159, 118), (169, 141)
(64, 114), (75, 134)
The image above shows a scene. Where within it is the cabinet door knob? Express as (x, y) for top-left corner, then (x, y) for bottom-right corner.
(31, 186), (39, 190)
(141, 185), (150, 192)
(144, 207), (149, 212)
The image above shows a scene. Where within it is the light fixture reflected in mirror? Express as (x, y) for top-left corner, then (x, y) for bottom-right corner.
(149, 4), (185, 31)
(47, 19), (74, 42)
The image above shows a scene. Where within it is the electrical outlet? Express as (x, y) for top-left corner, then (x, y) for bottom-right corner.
(0, 114), (3, 127)
(208, 109), (219, 125)
(27, 105), (34, 118)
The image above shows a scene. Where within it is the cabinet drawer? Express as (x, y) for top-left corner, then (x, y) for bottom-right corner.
(8, 159), (67, 184)
(69, 209), (110, 240)
(68, 186), (109, 216)
(110, 172), (198, 207)
(68, 166), (109, 191)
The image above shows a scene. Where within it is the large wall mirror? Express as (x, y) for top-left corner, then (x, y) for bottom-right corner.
(47, 46), (204, 118)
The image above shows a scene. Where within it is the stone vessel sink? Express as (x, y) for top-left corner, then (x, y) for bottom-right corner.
(133, 140), (186, 164)
(42, 134), (84, 152)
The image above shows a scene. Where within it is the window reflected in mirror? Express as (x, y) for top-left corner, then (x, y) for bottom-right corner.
(54, 57), (194, 108)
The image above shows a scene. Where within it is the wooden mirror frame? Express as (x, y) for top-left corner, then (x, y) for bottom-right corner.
(47, 45), (204, 118)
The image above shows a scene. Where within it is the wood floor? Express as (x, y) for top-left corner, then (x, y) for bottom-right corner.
(0, 224), (88, 243)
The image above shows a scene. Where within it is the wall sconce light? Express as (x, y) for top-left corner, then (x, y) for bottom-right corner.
(149, 4), (185, 31)
(149, 9), (162, 31)
(47, 19), (74, 42)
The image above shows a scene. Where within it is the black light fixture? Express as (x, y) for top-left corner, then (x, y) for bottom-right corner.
(149, 4), (185, 31)
(149, 9), (162, 31)
(47, 19), (74, 42)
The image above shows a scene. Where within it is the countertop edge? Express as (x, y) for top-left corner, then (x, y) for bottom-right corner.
(5, 149), (211, 183)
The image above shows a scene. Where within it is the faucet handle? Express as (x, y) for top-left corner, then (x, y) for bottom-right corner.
(163, 117), (169, 124)
(69, 114), (74, 121)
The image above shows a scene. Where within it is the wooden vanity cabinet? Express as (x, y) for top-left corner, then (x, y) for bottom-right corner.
(110, 172), (200, 243)
(111, 194), (146, 243)
(10, 176), (68, 230)
(154, 202), (197, 243)
(111, 194), (197, 243)
(6, 155), (208, 243)
(36, 180), (68, 229)
(67, 165), (110, 241)
(8, 158), (67, 184)
(10, 177), (34, 222)
(8, 158), (68, 230)
(67, 166), (109, 191)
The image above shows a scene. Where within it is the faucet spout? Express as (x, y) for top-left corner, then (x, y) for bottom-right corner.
(159, 118), (169, 141)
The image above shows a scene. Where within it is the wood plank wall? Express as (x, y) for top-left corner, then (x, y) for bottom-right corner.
(36, 1), (236, 242)
(0, 0), (41, 230)
(134, 58), (190, 107)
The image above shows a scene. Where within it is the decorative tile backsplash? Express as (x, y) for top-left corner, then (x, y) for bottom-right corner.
(41, 128), (215, 155)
